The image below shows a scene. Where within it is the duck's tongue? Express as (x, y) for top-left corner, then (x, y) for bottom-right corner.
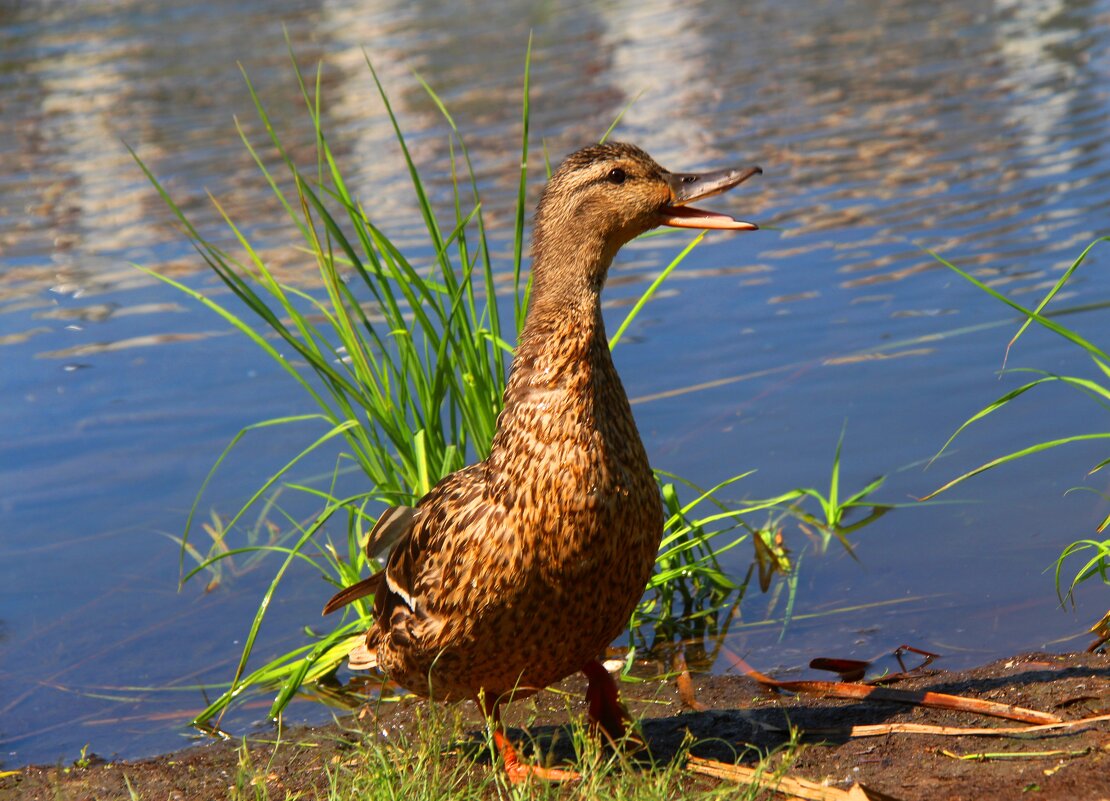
(659, 164), (762, 231)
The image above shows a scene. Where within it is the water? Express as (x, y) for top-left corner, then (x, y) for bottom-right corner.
(2, 0), (1109, 767)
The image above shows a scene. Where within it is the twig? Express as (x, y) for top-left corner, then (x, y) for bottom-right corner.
(939, 747), (1090, 761)
(722, 648), (1061, 725)
(809, 713), (1110, 738)
(686, 756), (903, 800)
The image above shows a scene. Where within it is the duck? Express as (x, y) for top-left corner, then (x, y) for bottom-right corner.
(324, 141), (760, 782)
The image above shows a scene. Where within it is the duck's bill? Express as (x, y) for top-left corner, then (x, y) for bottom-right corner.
(659, 164), (762, 230)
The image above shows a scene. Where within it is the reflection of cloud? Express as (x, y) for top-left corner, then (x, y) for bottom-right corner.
(38, 331), (228, 359)
(841, 260), (937, 289)
(0, 327), (52, 347)
(768, 290), (821, 305)
(29, 301), (187, 326)
(991, 0), (1097, 218)
(823, 347), (934, 365)
(596, 0), (722, 162)
(292, 0), (433, 246)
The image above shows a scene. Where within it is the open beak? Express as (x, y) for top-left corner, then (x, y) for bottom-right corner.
(658, 165), (762, 230)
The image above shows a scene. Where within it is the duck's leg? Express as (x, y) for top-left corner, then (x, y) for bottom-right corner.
(477, 695), (580, 783)
(581, 659), (639, 745)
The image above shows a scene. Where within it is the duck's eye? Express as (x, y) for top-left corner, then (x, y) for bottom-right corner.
(606, 168), (627, 185)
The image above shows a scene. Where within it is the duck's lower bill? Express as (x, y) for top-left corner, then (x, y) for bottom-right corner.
(658, 206), (758, 230)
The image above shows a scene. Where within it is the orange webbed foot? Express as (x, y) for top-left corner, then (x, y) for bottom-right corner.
(495, 729), (581, 783)
(481, 697), (580, 783)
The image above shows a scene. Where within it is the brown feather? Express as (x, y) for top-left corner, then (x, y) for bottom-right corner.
(348, 639), (379, 670)
(321, 572), (383, 615)
(364, 505), (417, 559)
(321, 507), (417, 615)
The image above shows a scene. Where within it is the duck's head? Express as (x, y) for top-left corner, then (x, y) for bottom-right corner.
(532, 142), (760, 297)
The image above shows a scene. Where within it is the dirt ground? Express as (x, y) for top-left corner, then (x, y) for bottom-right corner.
(4, 650), (1108, 801)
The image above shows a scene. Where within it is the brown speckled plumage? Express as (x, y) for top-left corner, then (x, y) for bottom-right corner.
(325, 142), (760, 779)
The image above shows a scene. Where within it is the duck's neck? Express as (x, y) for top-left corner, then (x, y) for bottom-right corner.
(504, 290), (608, 407)
(527, 216), (620, 312)
(486, 228), (628, 462)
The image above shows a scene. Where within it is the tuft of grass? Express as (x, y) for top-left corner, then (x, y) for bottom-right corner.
(138, 41), (884, 733)
(225, 705), (799, 801)
(923, 237), (1110, 605)
(123, 775), (141, 801)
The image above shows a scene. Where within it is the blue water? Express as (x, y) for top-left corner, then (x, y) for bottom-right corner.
(2, 0), (1109, 766)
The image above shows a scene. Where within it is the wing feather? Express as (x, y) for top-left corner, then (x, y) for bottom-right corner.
(321, 572), (383, 615)
(320, 505), (417, 615)
(364, 505), (417, 559)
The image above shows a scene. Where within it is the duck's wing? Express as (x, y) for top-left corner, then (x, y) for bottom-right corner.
(323, 467), (497, 660)
(374, 468), (498, 647)
(320, 504), (417, 615)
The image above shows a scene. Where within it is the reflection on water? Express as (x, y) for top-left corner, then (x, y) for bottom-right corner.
(1, 0), (1109, 767)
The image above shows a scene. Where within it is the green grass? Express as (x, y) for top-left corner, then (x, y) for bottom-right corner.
(923, 236), (1110, 606)
(213, 707), (799, 801)
(136, 40), (887, 736)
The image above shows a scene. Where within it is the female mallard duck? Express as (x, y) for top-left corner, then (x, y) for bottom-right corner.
(324, 142), (760, 782)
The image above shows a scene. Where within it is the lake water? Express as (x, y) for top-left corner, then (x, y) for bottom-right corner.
(2, 0), (1109, 767)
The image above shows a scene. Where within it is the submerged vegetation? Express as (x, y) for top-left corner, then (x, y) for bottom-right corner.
(925, 237), (1110, 612)
(138, 43), (886, 737)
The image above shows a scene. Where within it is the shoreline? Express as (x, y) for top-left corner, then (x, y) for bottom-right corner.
(4, 650), (1107, 800)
